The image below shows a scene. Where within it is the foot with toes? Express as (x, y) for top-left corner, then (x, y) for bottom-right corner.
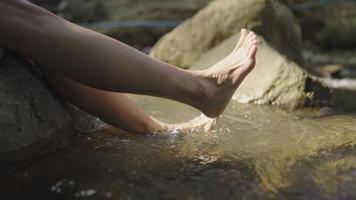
(195, 29), (258, 118)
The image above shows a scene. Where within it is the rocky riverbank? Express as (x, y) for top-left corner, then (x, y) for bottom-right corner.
(1, 0), (355, 181)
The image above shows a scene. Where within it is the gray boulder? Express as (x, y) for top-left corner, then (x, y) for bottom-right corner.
(0, 58), (72, 153)
(0, 55), (103, 177)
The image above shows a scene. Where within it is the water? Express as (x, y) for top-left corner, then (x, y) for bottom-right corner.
(0, 94), (355, 200)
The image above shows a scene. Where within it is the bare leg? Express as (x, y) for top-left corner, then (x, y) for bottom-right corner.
(45, 72), (217, 134)
(0, 1), (257, 118)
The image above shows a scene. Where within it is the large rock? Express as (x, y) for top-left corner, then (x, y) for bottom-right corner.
(0, 54), (103, 177)
(151, 0), (331, 108)
(192, 35), (331, 108)
(0, 59), (72, 153)
(150, 0), (304, 69)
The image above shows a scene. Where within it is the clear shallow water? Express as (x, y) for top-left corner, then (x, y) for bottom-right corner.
(0, 94), (355, 200)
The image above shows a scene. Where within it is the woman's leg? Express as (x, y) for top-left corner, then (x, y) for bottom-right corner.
(45, 72), (217, 134)
(0, 0), (257, 118)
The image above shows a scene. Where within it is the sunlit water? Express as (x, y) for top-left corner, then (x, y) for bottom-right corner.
(0, 92), (355, 200)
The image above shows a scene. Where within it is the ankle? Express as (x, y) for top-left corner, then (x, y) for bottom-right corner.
(189, 70), (217, 111)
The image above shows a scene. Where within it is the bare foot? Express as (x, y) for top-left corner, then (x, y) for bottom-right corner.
(151, 114), (218, 134)
(194, 29), (258, 118)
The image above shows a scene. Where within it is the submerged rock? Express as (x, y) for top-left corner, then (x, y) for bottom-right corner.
(151, 0), (331, 108)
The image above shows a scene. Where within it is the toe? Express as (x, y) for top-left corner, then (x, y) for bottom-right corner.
(238, 29), (247, 46)
(239, 33), (256, 58)
(242, 31), (254, 48)
(246, 33), (257, 48)
(248, 44), (258, 58)
(234, 28), (248, 52)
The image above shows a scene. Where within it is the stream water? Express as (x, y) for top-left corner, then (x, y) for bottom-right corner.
(0, 91), (355, 200)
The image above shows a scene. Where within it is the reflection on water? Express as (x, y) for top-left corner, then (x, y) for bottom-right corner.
(0, 95), (355, 200)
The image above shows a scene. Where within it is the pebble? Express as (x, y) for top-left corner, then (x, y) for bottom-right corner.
(75, 189), (97, 197)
